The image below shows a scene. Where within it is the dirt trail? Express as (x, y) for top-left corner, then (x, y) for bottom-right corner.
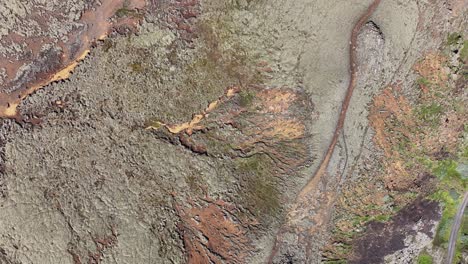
(297, 0), (381, 198)
(268, 0), (382, 261)
(446, 192), (468, 264)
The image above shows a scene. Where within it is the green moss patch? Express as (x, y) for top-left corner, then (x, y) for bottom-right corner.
(433, 160), (462, 182)
(460, 214), (468, 254)
(417, 253), (433, 264)
(460, 40), (468, 61)
(447, 32), (462, 46)
(432, 190), (459, 246)
(236, 154), (281, 221)
(115, 6), (142, 19)
(238, 89), (256, 107)
(416, 103), (443, 126)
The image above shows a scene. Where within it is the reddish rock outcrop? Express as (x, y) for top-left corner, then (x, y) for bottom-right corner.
(0, 0), (146, 119)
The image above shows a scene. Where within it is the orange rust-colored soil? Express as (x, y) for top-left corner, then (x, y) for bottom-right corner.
(149, 85), (312, 171)
(149, 85), (313, 262)
(176, 198), (252, 264)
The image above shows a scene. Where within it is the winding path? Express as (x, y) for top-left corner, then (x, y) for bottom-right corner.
(446, 192), (468, 264)
(268, 0), (382, 261)
(297, 0), (382, 198)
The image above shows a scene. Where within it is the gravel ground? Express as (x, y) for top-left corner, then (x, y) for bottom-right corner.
(0, 0), (466, 263)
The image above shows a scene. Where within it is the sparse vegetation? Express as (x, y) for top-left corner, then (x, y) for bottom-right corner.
(102, 39), (113, 52)
(115, 6), (139, 18)
(204, 131), (235, 156)
(129, 62), (144, 73)
(447, 32), (462, 46)
(433, 159), (462, 182)
(237, 155), (281, 220)
(462, 145), (468, 159)
(460, 215), (468, 256)
(180, 15), (264, 101)
(324, 260), (347, 264)
(460, 40), (468, 61)
(417, 253), (433, 264)
(185, 173), (207, 195)
(374, 214), (392, 222)
(239, 89), (255, 107)
(431, 158), (466, 250)
(432, 190), (458, 246)
(326, 46), (467, 261)
(417, 103), (443, 126)
(417, 77), (431, 87)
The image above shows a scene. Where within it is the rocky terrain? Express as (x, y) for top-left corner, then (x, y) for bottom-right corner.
(0, 0), (466, 263)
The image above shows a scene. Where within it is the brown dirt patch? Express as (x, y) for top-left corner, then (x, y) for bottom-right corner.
(369, 86), (415, 158)
(413, 53), (448, 86)
(368, 85), (423, 191)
